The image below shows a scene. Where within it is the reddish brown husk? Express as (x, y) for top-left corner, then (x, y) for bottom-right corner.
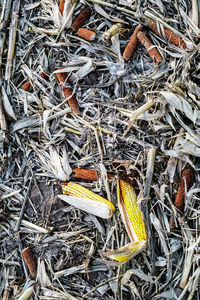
(22, 247), (37, 279)
(123, 24), (142, 61)
(56, 71), (80, 115)
(71, 6), (92, 31)
(73, 168), (114, 181)
(170, 169), (193, 228)
(146, 19), (186, 49)
(60, 0), (65, 15)
(137, 31), (162, 64)
(77, 28), (96, 41)
(22, 71), (49, 92)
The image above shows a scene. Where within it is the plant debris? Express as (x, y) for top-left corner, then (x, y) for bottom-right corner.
(0, 0), (200, 299)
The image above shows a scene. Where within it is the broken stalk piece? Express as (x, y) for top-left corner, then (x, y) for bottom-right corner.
(103, 178), (147, 262)
(58, 181), (115, 219)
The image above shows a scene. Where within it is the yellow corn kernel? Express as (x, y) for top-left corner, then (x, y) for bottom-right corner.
(60, 181), (115, 219)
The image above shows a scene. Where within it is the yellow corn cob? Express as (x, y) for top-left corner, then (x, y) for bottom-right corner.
(103, 178), (147, 262)
(118, 179), (147, 241)
(59, 181), (115, 219)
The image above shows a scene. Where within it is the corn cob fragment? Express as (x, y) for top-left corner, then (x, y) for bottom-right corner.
(58, 181), (115, 219)
(56, 71), (80, 115)
(137, 31), (162, 64)
(170, 168), (193, 228)
(22, 71), (49, 91)
(60, 0), (65, 15)
(22, 247), (37, 279)
(77, 28), (96, 41)
(71, 6), (92, 31)
(146, 19), (186, 49)
(123, 24), (142, 61)
(103, 178), (147, 262)
(73, 168), (114, 181)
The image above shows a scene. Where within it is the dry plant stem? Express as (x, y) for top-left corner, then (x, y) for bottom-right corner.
(123, 24), (142, 61)
(5, 0), (20, 81)
(56, 71), (80, 115)
(14, 177), (33, 231)
(71, 6), (92, 31)
(170, 169), (193, 228)
(22, 71), (49, 91)
(77, 28), (96, 41)
(141, 147), (156, 296)
(179, 219), (196, 289)
(87, 0), (136, 16)
(59, 0), (65, 15)
(22, 247), (37, 279)
(73, 168), (113, 181)
(146, 19), (186, 49)
(137, 31), (162, 63)
(0, 0), (12, 79)
(18, 285), (34, 300)
(103, 23), (122, 42)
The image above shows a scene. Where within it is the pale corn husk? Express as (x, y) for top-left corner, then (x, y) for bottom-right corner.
(58, 195), (114, 219)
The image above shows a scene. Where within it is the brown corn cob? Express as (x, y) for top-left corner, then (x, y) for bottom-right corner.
(77, 28), (96, 41)
(170, 169), (193, 228)
(60, 0), (65, 15)
(22, 247), (37, 279)
(73, 168), (114, 181)
(146, 19), (186, 49)
(137, 31), (162, 64)
(56, 71), (80, 115)
(22, 71), (49, 92)
(123, 24), (142, 61)
(71, 6), (92, 31)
